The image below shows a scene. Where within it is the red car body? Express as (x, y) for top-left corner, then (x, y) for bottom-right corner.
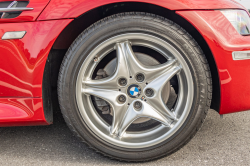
(0, 0), (249, 126)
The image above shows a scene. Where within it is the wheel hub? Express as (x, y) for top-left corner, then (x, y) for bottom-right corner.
(93, 52), (171, 124)
(127, 84), (142, 98)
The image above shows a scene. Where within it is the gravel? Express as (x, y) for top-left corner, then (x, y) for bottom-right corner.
(0, 109), (249, 166)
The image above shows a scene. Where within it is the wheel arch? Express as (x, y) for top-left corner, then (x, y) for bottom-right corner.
(44, 2), (220, 116)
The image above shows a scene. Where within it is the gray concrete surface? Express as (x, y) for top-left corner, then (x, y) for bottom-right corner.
(0, 109), (249, 166)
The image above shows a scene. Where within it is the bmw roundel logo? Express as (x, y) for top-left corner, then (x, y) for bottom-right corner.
(130, 87), (139, 96)
(127, 84), (141, 98)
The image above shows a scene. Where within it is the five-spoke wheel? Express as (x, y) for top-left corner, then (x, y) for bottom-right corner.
(58, 13), (211, 161)
(76, 33), (194, 148)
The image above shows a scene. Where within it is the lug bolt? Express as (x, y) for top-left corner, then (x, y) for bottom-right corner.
(118, 78), (127, 86)
(134, 101), (142, 110)
(145, 88), (154, 97)
(136, 73), (145, 82)
(118, 95), (126, 103)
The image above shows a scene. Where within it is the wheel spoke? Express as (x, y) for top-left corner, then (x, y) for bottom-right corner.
(83, 42), (131, 89)
(82, 87), (126, 111)
(140, 101), (173, 126)
(172, 72), (184, 117)
(110, 104), (137, 137)
(117, 41), (145, 76)
(83, 77), (120, 90)
(119, 41), (179, 82)
(113, 100), (173, 138)
(145, 59), (179, 83)
(144, 65), (182, 120)
(115, 42), (131, 79)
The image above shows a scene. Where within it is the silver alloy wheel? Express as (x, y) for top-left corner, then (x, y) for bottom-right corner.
(76, 33), (194, 148)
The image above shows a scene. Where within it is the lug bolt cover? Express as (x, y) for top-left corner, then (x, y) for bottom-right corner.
(118, 78), (127, 86)
(136, 73), (145, 82)
(134, 101), (142, 110)
(118, 95), (126, 103)
(145, 88), (154, 97)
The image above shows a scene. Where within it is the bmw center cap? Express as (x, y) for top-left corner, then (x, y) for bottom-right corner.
(127, 84), (142, 98)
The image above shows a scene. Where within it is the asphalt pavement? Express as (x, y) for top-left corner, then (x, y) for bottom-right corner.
(0, 109), (249, 166)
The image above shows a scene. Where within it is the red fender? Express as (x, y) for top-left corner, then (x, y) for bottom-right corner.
(177, 10), (250, 114)
(38, 0), (244, 20)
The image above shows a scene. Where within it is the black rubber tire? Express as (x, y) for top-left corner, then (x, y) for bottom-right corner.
(58, 12), (212, 162)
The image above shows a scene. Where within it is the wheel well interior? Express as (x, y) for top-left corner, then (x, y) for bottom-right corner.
(44, 2), (220, 118)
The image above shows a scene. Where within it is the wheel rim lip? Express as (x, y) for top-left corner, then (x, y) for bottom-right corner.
(76, 33), (194, 149)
